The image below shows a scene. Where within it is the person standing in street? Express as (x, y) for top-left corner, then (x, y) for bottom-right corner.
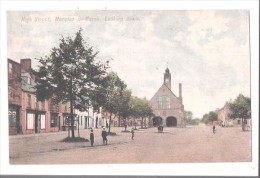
(213, 125), (216, 134)
(101, 127), (108, 145)
(131, 128), (135, 140)
(90, 129), (94, 147)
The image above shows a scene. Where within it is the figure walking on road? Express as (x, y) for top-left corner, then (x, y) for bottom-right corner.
(101, 127), (108, 145)
(131, 128), (135, 140)
(90, 129), (94, 147)
(213, 125), (216, 134)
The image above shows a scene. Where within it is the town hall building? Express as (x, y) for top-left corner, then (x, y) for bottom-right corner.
(150, 68), (184, 127)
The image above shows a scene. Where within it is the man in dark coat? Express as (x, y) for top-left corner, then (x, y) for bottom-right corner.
(131, 128), (134, 140)
(90, 129), (94, 147)
(101, 127), (107, 145)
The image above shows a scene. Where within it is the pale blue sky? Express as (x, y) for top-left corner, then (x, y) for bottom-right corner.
(7, 10), (250, 118)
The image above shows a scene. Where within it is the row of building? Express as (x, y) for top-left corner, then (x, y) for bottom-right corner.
(8, 58), (186, 135)
(8, 58), (112, 135)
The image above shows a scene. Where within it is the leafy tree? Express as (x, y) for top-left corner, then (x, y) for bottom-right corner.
(35, 29), (108, 138)
(117, 89), (132, 129)
(130, 97), (154, 129)
(229, 94), (251, 131)
(184, 110), (193, 125)
(101, 72), (130, 133)
(201, 111), (217, 125)
(184, 111), (201, 125)
(208, 111), (218, 122)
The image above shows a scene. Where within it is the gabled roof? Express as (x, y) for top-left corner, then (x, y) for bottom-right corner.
(150, 83), (178, 101)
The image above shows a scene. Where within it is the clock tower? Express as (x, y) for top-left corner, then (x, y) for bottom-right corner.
(164, 67), (171, 89)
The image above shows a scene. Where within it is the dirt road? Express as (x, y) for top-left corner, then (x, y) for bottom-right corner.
(9, 125), (251, 164)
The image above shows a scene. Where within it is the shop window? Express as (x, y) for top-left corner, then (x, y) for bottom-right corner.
(51, 114), (58, 127)
(27, 113), (34, 129)
(40, 115), (46, 129)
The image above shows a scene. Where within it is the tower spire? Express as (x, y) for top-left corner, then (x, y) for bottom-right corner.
(164, 66), (171, 90)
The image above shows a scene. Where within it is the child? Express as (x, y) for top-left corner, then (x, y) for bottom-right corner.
(213, 125), (216, 134)
(90, 129), (94, 147)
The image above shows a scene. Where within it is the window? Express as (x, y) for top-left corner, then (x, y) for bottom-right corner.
(27, 94), (31, 108)
(35, 98), (39, 109)
(8, 62), (13, 73)
(158, 95), (171, 109)
(40, 115), (46, 129)
(158, 96), (163, 109)
(27, 113), (34, 129)
(50, 114), (58, 127)
(27, 77), (31, 85)
(42, 101), (45, 110)
(166, 96), (171, 109)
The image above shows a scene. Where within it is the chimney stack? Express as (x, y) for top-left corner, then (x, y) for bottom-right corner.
(20, 58), (31, 71)
(179, 83), (182, 103)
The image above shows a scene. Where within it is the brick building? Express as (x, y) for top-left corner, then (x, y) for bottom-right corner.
(8, 58), (102, 135)
(8, 59), (22, 135)
(150, 68), (184, 127)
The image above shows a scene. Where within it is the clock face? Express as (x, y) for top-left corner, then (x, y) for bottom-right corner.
(165, 78), (169, 82)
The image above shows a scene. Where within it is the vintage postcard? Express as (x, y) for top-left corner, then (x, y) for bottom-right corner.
(1, 0), (259, 176)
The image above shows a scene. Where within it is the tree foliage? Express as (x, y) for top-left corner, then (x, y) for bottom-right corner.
(201, 111), (217, 124)
(101, 72), (131, 132)
(229, 94), (251, 120)
(130, 97), (154, 128)
(184, 110), (200, 125)
(229, 94), (251, 131)
(34, 29), (108, 138)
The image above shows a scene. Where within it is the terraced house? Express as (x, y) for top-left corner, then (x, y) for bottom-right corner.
(8, 58), (103, 135)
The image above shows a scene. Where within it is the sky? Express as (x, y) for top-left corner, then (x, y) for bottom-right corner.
(7, 10), (250, 118)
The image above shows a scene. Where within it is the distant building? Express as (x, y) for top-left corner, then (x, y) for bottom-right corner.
(150, 68), (184, 127)
(215, 102), (232, 127)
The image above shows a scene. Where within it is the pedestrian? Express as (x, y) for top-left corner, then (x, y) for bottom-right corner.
(213, 125), (216, 134)
(131, 128), (134, 140)
(101, 127), (108, 145)
(90, 129), (94, 147)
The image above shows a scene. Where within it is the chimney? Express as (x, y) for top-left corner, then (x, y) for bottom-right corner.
(20, 58), (31, 71)
(179, 83), (182, 103)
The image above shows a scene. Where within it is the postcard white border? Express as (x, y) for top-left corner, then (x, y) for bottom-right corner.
(0, 0), (259, 176)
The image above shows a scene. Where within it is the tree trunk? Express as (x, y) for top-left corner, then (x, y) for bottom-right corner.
(242, 118), (245, 131)
(118, 117), (121, 127)
(70, 75), (75, 138)
(108, 112), (111, 133)
(141, 117), (143, 129)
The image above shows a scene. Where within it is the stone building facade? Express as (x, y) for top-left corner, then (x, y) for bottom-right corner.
(150, 68), (184, 127)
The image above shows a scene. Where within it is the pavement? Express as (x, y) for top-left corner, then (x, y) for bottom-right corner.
(9, 125), (251, 164)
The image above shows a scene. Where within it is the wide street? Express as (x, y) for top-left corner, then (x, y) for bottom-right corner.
(9, 125), (251, 164)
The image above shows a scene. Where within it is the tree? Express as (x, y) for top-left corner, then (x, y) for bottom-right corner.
(129, 97), (154, 129)
(229, 94), (251, 131)
(184, 111), (200, 125)
(35, 29), (108, 138)
(184, 110), (193, 125)
(201, 111), (217, 125)
(101, 72), (130, 133)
